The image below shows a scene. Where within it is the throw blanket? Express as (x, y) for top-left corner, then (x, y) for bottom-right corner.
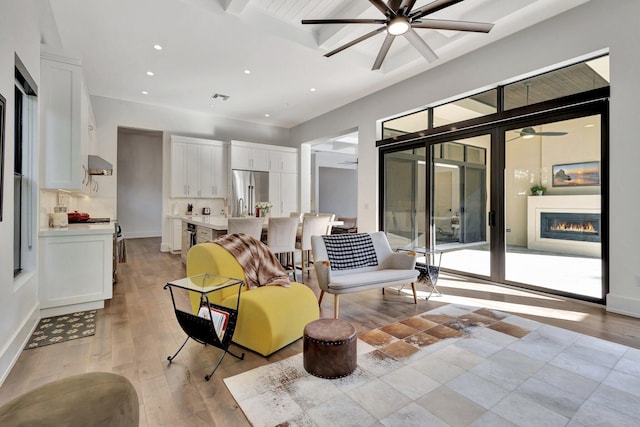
(214, 233), (291, 289)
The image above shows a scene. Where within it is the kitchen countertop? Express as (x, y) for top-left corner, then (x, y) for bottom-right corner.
(39, 222), (115, 237)
(180, 215), (237, 230)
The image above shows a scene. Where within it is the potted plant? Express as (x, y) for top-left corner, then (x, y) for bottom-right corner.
(530, 184), (546, 196)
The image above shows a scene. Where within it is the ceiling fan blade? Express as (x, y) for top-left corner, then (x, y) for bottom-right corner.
(302, 19), (387, 25)
(410, 0), (464, 19)
(399, 0), (418, 14)
(372, 33), (395, 70)
(403, 27), (438, 62)
(324, 26), (387, 58)
(534, 131), (568, 136)
(412, 18), (494, 33)
(369, 0), (395, 16)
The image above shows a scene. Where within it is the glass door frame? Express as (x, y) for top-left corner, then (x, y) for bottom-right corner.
(379, 99), (609, 304)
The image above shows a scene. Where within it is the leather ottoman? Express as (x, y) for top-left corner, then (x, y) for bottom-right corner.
(303, 318), (357, 379)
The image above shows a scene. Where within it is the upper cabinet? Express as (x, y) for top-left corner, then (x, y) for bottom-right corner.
(269, 149), (297, 173)
(40, 50), (92, 193)
(170, 136), (228, 198)
(230, 141), (270, 171)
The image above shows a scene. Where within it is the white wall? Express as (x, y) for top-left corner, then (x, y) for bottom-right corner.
(117, 130), (163, 238)
(290, 0), (640, 317)
(0, 0), (43, 384)
(90, 96), (291, 250)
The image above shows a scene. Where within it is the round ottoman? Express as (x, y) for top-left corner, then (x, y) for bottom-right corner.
(303, 318), (357, 379)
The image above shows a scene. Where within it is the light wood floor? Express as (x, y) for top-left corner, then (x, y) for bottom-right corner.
(1, 237), (638, 426)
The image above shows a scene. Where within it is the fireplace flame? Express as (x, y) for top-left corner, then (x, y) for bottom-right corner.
(549, 222), (596, 233)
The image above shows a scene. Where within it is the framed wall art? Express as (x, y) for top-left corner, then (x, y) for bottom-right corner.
(552, 161), (600, 187)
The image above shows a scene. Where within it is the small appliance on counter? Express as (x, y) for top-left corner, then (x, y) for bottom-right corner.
(51, 206), (69, 228)
(202, 207), (211, 215)
(67, 211), (90, 223)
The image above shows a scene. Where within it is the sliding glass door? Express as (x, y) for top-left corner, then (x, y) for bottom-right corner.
(503, 115), (604, 299)
(432, 135), (491, 277)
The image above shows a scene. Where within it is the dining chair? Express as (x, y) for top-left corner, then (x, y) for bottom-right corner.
(295, 215), (331, 283)
(227, 217), (264, 240)
(317, 213), (336, 235)
(267, 217), (300, 281)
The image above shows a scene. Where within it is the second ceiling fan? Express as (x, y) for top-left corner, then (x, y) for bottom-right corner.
(302, 0), (495, 70)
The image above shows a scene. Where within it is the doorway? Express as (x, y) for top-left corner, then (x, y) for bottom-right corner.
(117, 128), (163, 238)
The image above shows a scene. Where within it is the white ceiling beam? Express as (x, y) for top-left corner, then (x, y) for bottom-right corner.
(316, 0), (373, 46)
(223, 0), (251, 15)
(237, 7), (318, 49)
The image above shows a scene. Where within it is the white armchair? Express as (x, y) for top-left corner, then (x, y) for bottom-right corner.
(311, 231), (419, 318)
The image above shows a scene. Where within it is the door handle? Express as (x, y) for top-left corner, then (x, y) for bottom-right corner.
(488, 211), (496, 227)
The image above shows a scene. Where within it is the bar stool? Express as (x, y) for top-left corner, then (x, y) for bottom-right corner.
(267, 217), (300, 281)
(295, 215), (330, 283)
(227, 217), (264, 240)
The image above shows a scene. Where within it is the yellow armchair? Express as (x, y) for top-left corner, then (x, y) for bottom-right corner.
(186, 242), (319, 356)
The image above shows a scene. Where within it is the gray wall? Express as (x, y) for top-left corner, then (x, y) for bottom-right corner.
(319, 167), (357, 218)
(117, 129), (163, 238)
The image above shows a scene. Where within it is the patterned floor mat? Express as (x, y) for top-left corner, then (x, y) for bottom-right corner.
(25, 310), (96, 349)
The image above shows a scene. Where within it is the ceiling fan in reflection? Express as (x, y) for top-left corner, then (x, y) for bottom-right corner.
(507, 127), (568, 142)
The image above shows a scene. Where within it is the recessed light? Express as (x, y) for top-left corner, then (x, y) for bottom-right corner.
(244, 69), (251, 74)
(153, 44), (163, 50)
(141, 91), (149, 95)
(264, 114), (270, 117)
(585, 124), (595, 128)
(310, 88), (316, 92)
(146, 71), (154, 76)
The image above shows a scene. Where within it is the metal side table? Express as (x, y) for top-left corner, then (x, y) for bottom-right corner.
(164, 273), (245, 381)
(398, 247), (444, 300)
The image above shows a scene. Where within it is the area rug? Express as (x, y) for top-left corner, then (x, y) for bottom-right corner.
(224, 304), (640, 427)
(25, 310), (97, 349)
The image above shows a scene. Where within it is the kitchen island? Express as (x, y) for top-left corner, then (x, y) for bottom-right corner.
(38, 223), (114, 317)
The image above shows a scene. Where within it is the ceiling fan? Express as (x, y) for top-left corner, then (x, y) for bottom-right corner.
(301, 0), (495, 70)
(507, 127), (568, 142)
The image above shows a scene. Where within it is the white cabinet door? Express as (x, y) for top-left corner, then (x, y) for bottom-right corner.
(184, 143), (200, 197)
(269, 171), (298, 217)
(280, 172), (298, 217)
(170, 141), (187, 197)
(172, 218), (182, 252)
(199, 143), (227, 198)
(231, 145), (252, 170)
(41, 55), (86, 191)
(231, 144), (269, 171)
(269, 150), (297, 173)
(39, 233), (112, 316)
(212, 144), (227, 197)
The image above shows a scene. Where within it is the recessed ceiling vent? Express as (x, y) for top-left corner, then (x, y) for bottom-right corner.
(211, 93), (230, 101)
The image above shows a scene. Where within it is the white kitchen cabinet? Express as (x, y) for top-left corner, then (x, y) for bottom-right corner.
(199, 143), (227, 198)
(171, 136), (227, 198)
(269, 171), (298, 217)
(230, 142), (270, 171)
(171, 218), (182, 253)
(269, 149), (297, 173)
(40, 51), (91, 193)
(38, 230), (113, 317)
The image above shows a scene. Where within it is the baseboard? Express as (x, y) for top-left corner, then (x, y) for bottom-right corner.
(160, 242), (170, 252)
(0, 303), (40, 387)
(40, 300), (104, 318)
(606, 293), (640, 319)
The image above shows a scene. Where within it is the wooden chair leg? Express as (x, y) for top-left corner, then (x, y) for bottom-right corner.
(333, 294), (339, 319)
(318, 290), (324, 305)
(411, 282), (417, 304)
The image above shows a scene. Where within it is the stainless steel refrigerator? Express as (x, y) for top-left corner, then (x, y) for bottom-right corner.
(232, 170), (269, 217)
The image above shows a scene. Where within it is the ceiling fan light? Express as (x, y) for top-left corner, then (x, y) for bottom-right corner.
(387, 16), (410, 36)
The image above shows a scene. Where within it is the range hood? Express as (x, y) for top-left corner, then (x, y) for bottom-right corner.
(88, 155), (113, 176)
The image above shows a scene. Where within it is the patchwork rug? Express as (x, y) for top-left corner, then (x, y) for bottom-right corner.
(25, 310), (96, 349)
(224, 304), (640, 427)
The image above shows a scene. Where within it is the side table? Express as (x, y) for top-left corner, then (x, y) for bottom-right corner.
(164, 273), (245, 381)
(398, 247), (443, 300)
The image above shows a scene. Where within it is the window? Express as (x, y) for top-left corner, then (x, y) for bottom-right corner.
(14, 63), (37, 277)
